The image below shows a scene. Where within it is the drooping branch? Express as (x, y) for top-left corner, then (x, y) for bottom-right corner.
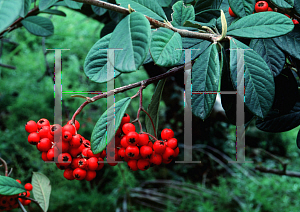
(255, 166), (300, 178)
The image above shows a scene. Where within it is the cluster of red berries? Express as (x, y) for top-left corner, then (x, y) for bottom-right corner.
(25, 118), (106, 181)
(0, 181), (32, 211)
(229, 1), (299, 24)
(105, 114), (180, 171)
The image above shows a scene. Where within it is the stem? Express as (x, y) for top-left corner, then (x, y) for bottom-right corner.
(18, 199), (27, 212)
(0, 157), (8, 176)
(140, 132), (158, 141)
(19, 196), (44, 212)
(141, 108), (157, 138)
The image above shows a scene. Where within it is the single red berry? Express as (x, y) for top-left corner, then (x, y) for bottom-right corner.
(293, 19), (299, 24)
(25, 120), (38, 133)
(162, 147), (175, 161)
(57, 153), (72, 168)
(173, 147), (180, 158)
(121, 113), (130, 125)
(73, 168), (87, 180)
(161, 129), (174, 141)
(96, 158), (104, 170)
(25, 191), (30, 197)
(37, 138), (52, 152)
(87, 157), (98, 171)
(153, 140), (166, 154)
(140, 146), (153, 159)
(24, 183), (33, 191)
(27, 132), (40, 145)
(38, 126), (50, 139)
(126, 131), (140, 146)
(64, 168), (75, 180)
(138, 133), (149, 146)
(81, 147), (89, 157)
(148, 141), (153, 148)
(62, 130), (72, 142)
(122, 123), (136, 135)
(69, 144), (84, 158)
(82, 139), (91, 148)
(46, 147), (57, 161)
(37, 118), (50, 130)
(149, 152), (162, 166)
(24, 199), (32, 206)
(41, 152), (49, 161)
(69, 134), (82, 148)
(121, 136), (129, 148)
(228, 7), (236, 17)
(267, 7), (273, 11)
(56, 141), (70, 153)
(16, 179), (21, 184)
(85, 170), (96, 181)
(71, 158), (80, 169)
(255, 1), (268, 12)
(67, 120), (80, 131)
(125, 146), (139, 159)
(100, 150), (106, 159)
(162, 159), (172, 164)
(118, 148), (126, 160)
(78, 158), (88, 169)
(50, 124), (62, 136)
(62, 124), (76, 136)
(137, 159), (150, 171)
(166, 138), (177, 149)
(127, 159), (138, 171)
(48, 131), (54, 142)
(87, 149), (101, 158)
(285, 14), (291, 18)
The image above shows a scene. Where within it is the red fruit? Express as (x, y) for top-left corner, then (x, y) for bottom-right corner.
(28, 132), (40, 145)
(96, 158), (104, 170)
(37, 118), (50, 130)
(138, 133), (149, 146)
(162, 159), (172, 164)
(140, 146), (153, 159)
(16, 179), (21, 184)
(121, 136), (129, 148)
(36, 138), (52, 152)
(73, 168), (87, 180)
(57, 153), (72, 168)
(38, 126), (50, 139)
(24, 183), (33, 191)
(293, 19), (299, 24)
(64, 168), (75, 180)
(267, 7), (273, 11)
(23, 199), (31, 206)
(118, 148), (126, 160)
(161, 129), (174, 141)
(173, 147), (180, 158)
(70, 134), (82, 148)
(122, 123), (136, 135)
(228, 7), (236, 17)
(137, 159), (150, 171)
(162, 147), (175, 161)
(62, 130), (72, 142)
(62, 124), (76, 136)
(148, 141), (153, 148)
(78, 158), (88, 169)
(149, 152), (162, 166)
(107, 148), (121, 166)
(82, 147), (89, 157)
(50, 124), (62, 136)
(126, 131), (140, 146)
(25, 120), (38, 133)
(125, 146), (139, 159)
(67, 120), (80, 131)
(85, 170), (96, 181)
(121, 113), (130, 125)
(153, 140), (166, 154)
(87, 149), (101, 158)
(47, 147), (57, 161)
(127, 160), (138, 171)
(56, 141), (70, 153)
(48, 131), (54, 142)
(100, 150), (106, 159)
(166, 138), (177, 149)
(41, 152), (49, 161)
(255, 1), (268, 12)
(71, 158), (80, 169)
(285, 14), (291, 18)
(82, 140), (91, 148)
(87, 157), (98, 171)
(25, 191), (30, 197)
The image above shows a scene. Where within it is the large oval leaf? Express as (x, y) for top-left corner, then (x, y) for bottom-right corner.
(230, 38), (275, 118)
(0, 0), (23, 33)
(64, 0), (83, 9)
(249, 39), (285, 77)
(21, 16), (54, 37)
(0, 176), (26, 196)
(150, 27), (182, 67)
(156, 0), (172, 7)
(272, 25), (300, 60)
(84, 33), (121, 83)
(270, 0), (294, 9)
(228, 0), (255, 18)
(227, 12), (294, 38)
(192, 44), (220, 120)
(39, 0), (59, 11)
(109, 12), (151, 72)
(32, 172), (51, 212)
(171, 1), (195, 27)
(116, 0), (167, 21)
(91, 97), (131, 154)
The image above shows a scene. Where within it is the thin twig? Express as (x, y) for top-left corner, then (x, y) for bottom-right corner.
(255, 166), (300, 178)
(0, 157), (8, 176)
(0, 63), (16, 69)
(19, 196), (44, 211)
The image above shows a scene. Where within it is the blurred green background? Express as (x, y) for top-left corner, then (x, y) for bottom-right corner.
(1, 4), (300, 212)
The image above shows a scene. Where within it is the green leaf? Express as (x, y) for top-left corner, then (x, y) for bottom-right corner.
(108, 12), (151, 72)
(100, 21), (117, 38)
(0, 176), (26, 196)
(109, 10), (124, 23)
(64, 0), (83, 9)
(183, 19), (216, 29)
(91, 97), (131, 153)
(40, 9), (67, 17)
(249, 39), (285, 77)
(156, 0), (172, 7)
(230, 38), (275, 118)
(195, 9), (220, 23)
(194, 0), (223, 13)
(20, 0), (32, 17)
(171, 1), (195, 27)
(145, 79), (166, 137)
(293, 0), (300, 15)
(39, 0), (58, 11)
(192, 44), (220, 120)
(184, 0), (195, 3)
(116, 0), (167, 21)
(228, 0), (255, 18)
(0, 0), (23, 33)
(92, 4), (107, 16)
(272, 25), (300, 60)
(84, 33), (121, 84)
(270, 0), (294, 9)
(150, 27), (182, 67)
(32, 172), (51, 212)
(21, 16), (54, 37)
(227, 12), (294, 38)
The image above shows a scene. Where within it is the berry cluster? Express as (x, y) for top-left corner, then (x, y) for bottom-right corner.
(229, 1), (299, 24)
(0, 181), (32, 211)
(106, 114), (180, 171)
(25, 118), (106, 181)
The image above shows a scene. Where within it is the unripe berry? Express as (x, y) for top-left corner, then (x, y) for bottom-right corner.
(25, 120), (38, 133)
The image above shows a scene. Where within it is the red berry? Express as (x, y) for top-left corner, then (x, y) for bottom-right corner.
(28, 132), (40, 145)
(127, 159), (138, 171)
(126, 131), (140, 146)
(64, 168), (75, 180)
(41, 152), (49, 161)
(25, 120), (38, 133)
(166, 138), (177, 149)
(121, 113), (130, 125)
(71, 158), (80, 169)
(153, 140), (166, 154)
(161, 129), (174, 141)
(173, 147), (180, 158)
(57, 141), (70, 153)
(67, 120), (80, 131)
(48, 131), (54, 142)
(293, 19), (299, 24)
(46, 147), (57, 161)
(78, 158), (88, 169)
(267, 7), (273, 11)
(121, 136), (129, 148)
(100, 150), (106, 159)
(82, 139), (91, 148)
(70, 134), (82, 148)
(140, 146), (153, 159)
(162, 159), (172, 164)
(37, 118), (50, 130)
(122, 123), (136, 135)
(81, 147), (89, 157)
(87, 149), (101, 158)
(62, 131), (72, 142)
(16, 179), (21, 184)
(87, 157), (98, 171)
(148, 141), (153, 148)
(96, 158), (104, 170)
(125, 146), (139, 159)
(285, 14), (291, 18)
(62, 124), (76, 136)
(228, 7), (236, 17)
(149, 152), (162, 166)
(57, 153), (72, 168)
(137, 159), (150, 171)
(24, 183), (33, 191)
(162, 147), (175, 161)
(118, 148), (126, 160)
(37, 138), (52, 152)
(38, 126), (50, 139)
(73, 168), (87, 180)
(85, 170), (96, 181)
(138, 133), (149, 146)
(50, 124), (62, 136)
(255, 1), (268, 12)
